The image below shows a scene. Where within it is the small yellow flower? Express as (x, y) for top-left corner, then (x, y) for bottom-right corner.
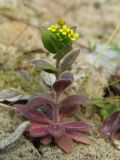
(47, 19), (79, 41)
(57, 18), (65, 26)
(68, 30), (79, 40)
(59, 25), (70, 35)
(48, 24), (58, 32)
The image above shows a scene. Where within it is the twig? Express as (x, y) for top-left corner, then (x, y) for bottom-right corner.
(106, 24), (120, 45)
(0, 103), (16, 111)
(0, 121), (30, 151)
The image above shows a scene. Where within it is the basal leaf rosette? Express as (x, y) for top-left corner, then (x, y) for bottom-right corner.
(41, 18), (79, 56)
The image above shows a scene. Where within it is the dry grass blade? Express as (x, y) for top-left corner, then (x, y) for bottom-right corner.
(0, 121), (30, 151)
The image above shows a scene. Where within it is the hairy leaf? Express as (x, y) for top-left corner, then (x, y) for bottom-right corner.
(67, 132), (91, 144)
(31, 60), (57, 73)
(59, 104), (79, 120)
(48, 124), (65, 138)
(60, 71), (74, 81)
(41, 71), (56, 87)
(42, 106), (53, 120)
(53, 41), (72, 60)
(27, 96), (55, 108)
(53, 79), (71, 94)
(60, 95), (89, 106)
(55, 134), (73, 154)
(29, 123), (48, 137)
(60, 49), (80, 71)
(16, 104), (52, 124)
(102, 111), (120, 137)
(63, 121), (91, 132)
(41, 28), (70, 54)
(0, 89), (29, 102)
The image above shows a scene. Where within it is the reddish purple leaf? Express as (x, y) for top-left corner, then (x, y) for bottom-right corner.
(16, 104), (52, 124)
(59, 104), (79, 120)
(55, 134), (73, 154)
(53, 79), (71, 94)
(29, 123), (48, 137)
(60, 71), (74, 81)
(60, 49), (80, 71)
(60, 95), (89, 106)
(102, 111), (120, 137)
(27, 110), (52, 124)
(27, 95), (55, 108)
(42, 105), (53, 120)
(48, 124), (65, 138)
(67, 132), (91, 144)
(62, 121), (91, 132)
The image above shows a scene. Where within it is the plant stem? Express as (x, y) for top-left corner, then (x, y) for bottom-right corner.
(56, 58), (60, 79)
(53, 106), (59, 123)
(53, 58), (61, 123)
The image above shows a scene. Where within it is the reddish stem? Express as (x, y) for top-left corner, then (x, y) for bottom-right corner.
(53, 58), (61, 123)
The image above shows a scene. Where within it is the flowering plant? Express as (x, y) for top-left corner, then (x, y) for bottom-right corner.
(16, 18), (91, 153)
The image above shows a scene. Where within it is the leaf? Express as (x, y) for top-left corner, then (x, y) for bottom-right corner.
(53, 41), (72, 60)
(16, 104), (52, 124)
(60, 49), (80, 71)
(60, 95), (89, 106)
(41, 28), (70, 54)
(0, 89), (29, 102)
(67, 132), (91, 144)
(55, 134), (73, 154)
(59, 104), (79, 120)
(41, 71), (56, 87)
(31, 60), (57, 73)
(42, 106), (53, 120)
(48, 124), (65, 139)
(60, 71), (74, 81)
(62, 121), (91, 132)
(18, 70), (31, 82)
(29, 123), (48, 137)
(61, 41), (73, 55)
(94, 100), (117, 119)
(53, 79), (71, 94)
(101, 111), (120, 137)
(27, 95), (55, 108)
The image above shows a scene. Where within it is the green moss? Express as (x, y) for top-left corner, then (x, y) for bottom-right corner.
(0, 71), (21, 89)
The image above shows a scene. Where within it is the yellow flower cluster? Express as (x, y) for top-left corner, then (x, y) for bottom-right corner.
(48, 24), (59, 32)
(48, 19), (79, 41)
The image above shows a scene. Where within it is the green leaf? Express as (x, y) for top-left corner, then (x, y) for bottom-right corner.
(41, 28), (71, 54)
(53, 41), (73, 60)
(94, 101), (117, 119)
(31, 60), (57, 73)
